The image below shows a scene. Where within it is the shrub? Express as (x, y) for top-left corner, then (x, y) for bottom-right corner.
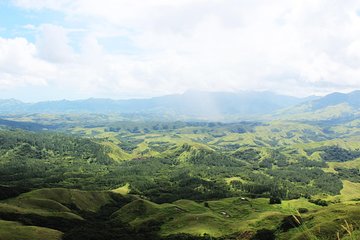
(298, 208), (309, 213)
(269, 196), (282, 204)
(309, 198), (328, 206)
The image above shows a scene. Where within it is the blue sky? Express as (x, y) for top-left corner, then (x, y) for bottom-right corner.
(1, 0), (360, 102)
(0, 2), (60, 39)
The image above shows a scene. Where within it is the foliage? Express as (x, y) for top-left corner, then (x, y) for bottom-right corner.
(0, 116), (360, 240)
(306, 146), (360, 162)
(309, 198), (329, 206)
(269, 196), (282, 204)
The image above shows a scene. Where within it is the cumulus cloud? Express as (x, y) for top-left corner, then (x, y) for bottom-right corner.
(0, 37), (55, 89)
(36, 24), (75, 63)
(5, 0), (360, 100)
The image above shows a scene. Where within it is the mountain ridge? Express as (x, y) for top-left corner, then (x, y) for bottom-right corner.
(0, 91), (314, 119)
(276, 90), (360, 122)
(1, 90), (360, 121)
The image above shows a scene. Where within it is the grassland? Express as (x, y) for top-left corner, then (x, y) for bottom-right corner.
(1, 186), (359, 240)
(0, 220), (62, 240)
(1, 115), (360, 239)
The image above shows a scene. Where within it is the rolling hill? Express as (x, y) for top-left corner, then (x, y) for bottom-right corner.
(1, 186), (359, 240)
(0, 91), (360, 239)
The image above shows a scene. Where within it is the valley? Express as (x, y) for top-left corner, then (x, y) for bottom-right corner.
(0, 91), (360, 239)
(2, 1), (360, 239)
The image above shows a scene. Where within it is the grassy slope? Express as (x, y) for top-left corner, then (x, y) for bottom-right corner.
(0, 220), (62, 240)
(328, 158), (360, 170)
(0, 188), (127, 224)
(279, 203), (360, 240)
(111, 196), (325, 237)
(340, 180), (360, 201)
(9, 188), (118, 212)
(0, 184), (359, 239)
(279, 179), (360, 240)
(112, 183), (130, 195)
(109, 175), (360, 238)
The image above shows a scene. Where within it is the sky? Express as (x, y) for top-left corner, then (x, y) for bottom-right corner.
(1, 0), (360, 101)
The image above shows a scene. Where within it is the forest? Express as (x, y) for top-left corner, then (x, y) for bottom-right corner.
(0, 114), (360, 239)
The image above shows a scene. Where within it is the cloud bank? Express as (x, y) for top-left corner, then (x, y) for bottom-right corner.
(1, 0), (360, 100)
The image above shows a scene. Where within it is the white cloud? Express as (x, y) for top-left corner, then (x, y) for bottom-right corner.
(6, 0), (360, 99)
(0, 37), (55, 89)
(36, 24), (75, 63)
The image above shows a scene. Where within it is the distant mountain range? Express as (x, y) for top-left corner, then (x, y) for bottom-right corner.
(1, 90), (360, 121)
(0, 91), (314, 119)
(311, 90), (360, 110)
(277, 90), (360, 122)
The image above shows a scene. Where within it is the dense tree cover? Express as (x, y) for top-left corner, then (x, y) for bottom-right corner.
(0, 124), (351, 204)
(0, 118), (52, 131)
(0, 129), (111, 164)
(0, 129), (112, 189)
(266, 166), (342, 196)
(306, 146), (360, 162)
(335, 167), (360, 182)
(321, 146), (360, 162)
(187, 149), (245, 167)
(232, 148), (261, 162)
(103, 159), (232, 203)
(0, 185), (29, 200)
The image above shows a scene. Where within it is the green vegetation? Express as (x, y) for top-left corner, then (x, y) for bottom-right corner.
(0, 114), (360, 239)
(0, 220), (62, 240)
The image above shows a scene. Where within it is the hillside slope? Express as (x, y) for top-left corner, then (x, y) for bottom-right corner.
(1, 187), (359, 240)
(275, 90), (360, 121)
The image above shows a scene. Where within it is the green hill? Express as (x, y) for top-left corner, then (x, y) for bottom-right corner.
(0, 220), (62, 240)
(0, 182), (359, 240)
(0, 115), (360, 239)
